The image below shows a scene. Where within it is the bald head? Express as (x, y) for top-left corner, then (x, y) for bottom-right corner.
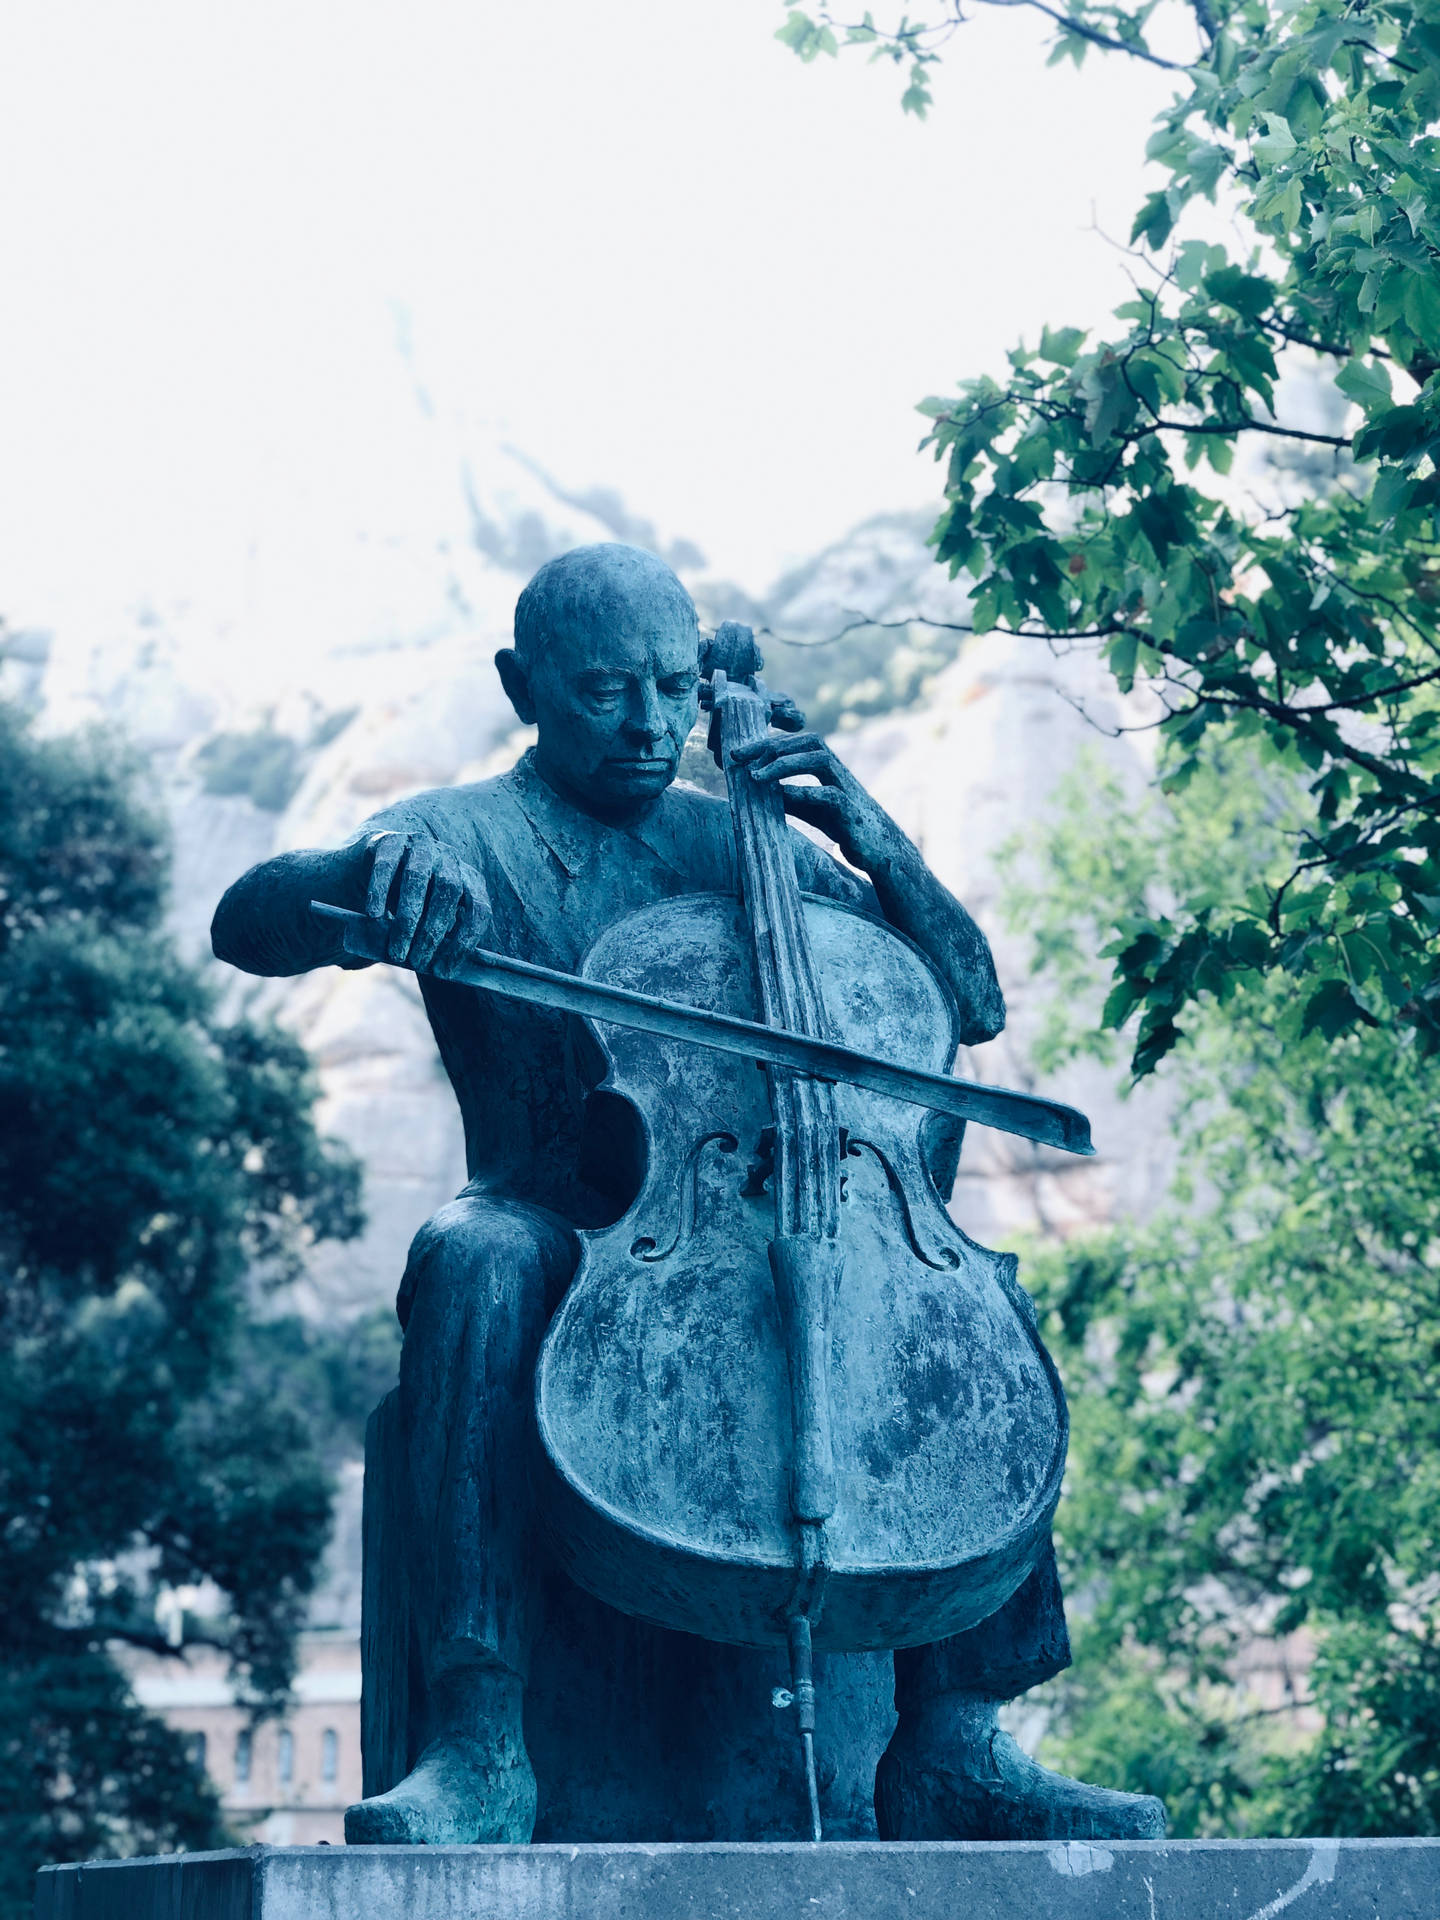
(513, 543), (698, 671)
(496, 544), (703, 823)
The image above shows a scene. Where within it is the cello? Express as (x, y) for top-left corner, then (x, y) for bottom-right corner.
(316, 623), (1081, 1837)
(533, 624), (1070, 1836)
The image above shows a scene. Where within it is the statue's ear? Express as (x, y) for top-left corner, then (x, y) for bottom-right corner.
(495, 648), (536, 725)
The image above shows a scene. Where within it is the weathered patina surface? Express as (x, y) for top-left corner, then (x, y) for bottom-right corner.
(212, 542), (1164, 1845)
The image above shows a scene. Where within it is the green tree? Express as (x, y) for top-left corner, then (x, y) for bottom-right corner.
(779, 0), (1440, 1072)
(0, 703), (363, 1915)
(1003, 751), (1440, 1834)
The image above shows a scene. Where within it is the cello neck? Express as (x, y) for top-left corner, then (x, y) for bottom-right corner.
(706, 630), (840, 1245)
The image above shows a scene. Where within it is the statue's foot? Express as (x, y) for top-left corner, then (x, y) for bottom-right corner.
(344, 1729), (537, 1846)
(875, 1692), (1166, 1843)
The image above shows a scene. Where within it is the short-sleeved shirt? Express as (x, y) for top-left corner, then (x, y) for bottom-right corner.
(356, 750), (876, 1221)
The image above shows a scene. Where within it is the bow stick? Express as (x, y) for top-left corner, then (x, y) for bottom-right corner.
(312, 902), (1095, 1156)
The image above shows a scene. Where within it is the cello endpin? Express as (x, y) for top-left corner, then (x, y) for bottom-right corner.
(802, 1730), (822, 1843)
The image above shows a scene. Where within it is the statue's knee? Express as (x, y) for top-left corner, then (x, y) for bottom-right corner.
(398, 1198), (575, 1330)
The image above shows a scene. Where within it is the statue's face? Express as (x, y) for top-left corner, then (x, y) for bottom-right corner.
(523, 598), (701, 819)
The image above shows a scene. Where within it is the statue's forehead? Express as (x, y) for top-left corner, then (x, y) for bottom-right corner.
(546, 606), (698, 674)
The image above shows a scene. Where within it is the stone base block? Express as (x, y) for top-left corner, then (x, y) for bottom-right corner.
(35, 1838), (1440, 1920)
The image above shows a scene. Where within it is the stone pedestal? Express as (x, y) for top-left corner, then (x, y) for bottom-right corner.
(34, 1838), (1440, 1919)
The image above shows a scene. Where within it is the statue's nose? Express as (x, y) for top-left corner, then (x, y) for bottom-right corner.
(625, 685), (666, 741)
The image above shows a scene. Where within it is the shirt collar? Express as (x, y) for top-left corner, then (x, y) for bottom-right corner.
(506, 750), (604, 879)
(507, 747), (702, 884)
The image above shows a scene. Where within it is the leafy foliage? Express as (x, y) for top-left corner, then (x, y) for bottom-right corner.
(0, 1651), (227, 1918)
(1006, 753), (1440, 1835)
(779, 0), (1440, 1072)
(0, 706), (363, 1913)
(776, 7), (956, 117)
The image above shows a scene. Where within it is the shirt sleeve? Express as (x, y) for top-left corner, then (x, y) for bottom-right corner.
(346, 787), (497, 868)
(788, 829), (881, 916)
(348, 793), (447, 850)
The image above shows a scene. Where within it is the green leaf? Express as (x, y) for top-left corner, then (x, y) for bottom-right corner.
(971, 586), (1001, 634)
(1402, 269), (1440, 348)
(774, 11), (838, 61)
(1131, 190), (1175, 251)
(1132, 488), (1195, 561)
(1300, 978), (1366, 1040)
(1252, 114), (1298, 166)
(1081, 359), (1138, 445)
(1101, 975), (1145, 1029)
(1039, 325), (1088, 368)
(900, 62), (933, 117)
(1202, 265), (1275, 321)
(1334, 357), (1394, 415)
(1110, 631), (1141, 691)
(1203, 435), (1235, 476)
(1366, 462), (1416, 526)
(1176, 240), (1227, 291)
(1353, 404), (1430, 462)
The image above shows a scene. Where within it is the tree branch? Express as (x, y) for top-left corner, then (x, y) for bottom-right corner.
(58, 1621), (234, 1659)
(1155, 416), (1351, 449)
(972, 0), (1191, 67)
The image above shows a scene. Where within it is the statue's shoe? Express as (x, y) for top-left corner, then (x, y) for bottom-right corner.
(876, 1703), (1166, 1842)
(344, 1731), (537, 1845)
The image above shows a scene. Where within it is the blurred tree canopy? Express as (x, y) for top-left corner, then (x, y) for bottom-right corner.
(780, 0), (1440, 1074)
(1005, 752), (1440, 1834)
(0, 705), (363, 1914)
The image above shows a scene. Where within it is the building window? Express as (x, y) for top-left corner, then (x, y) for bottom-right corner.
(185, 1731), (207, 1773)
(277, 1727), (294, 1786)
(234, 1729), (252, 1784)
(322, 1728), (338, 1783)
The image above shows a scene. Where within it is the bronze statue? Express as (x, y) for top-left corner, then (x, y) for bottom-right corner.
(213, 543), (1165, 1847)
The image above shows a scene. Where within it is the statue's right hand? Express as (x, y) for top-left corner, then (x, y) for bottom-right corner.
(361, 831), (491, 972)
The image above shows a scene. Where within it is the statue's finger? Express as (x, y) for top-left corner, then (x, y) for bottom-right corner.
(436, 886), (488, 977)
(458, 862), (492, 924)
(388, 846), (435, 963)
(750, 749), (833, 783)
(777, 782), (841, 823)
(408, 863), (463, 974)
(365, 833), (407, 920)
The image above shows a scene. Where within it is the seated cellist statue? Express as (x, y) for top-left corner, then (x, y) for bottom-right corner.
(212, 541), (1165, 1846)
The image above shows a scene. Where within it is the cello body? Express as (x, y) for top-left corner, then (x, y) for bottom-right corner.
(534, 885), (1068, 1653)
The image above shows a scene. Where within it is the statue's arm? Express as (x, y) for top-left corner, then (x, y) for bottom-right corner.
(212, 842), (372, 977)
(214, 798), (492, 980)
(732, 733), (1005, 1046)
(844, 824), (1004, 1046)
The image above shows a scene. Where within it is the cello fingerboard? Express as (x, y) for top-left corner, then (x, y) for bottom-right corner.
(714, 672), (841, 1245)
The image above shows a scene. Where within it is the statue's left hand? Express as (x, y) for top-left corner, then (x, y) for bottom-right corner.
(730, 731), (892, 875)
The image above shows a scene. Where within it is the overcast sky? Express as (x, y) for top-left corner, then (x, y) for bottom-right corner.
(1, 2), (1180, 666)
